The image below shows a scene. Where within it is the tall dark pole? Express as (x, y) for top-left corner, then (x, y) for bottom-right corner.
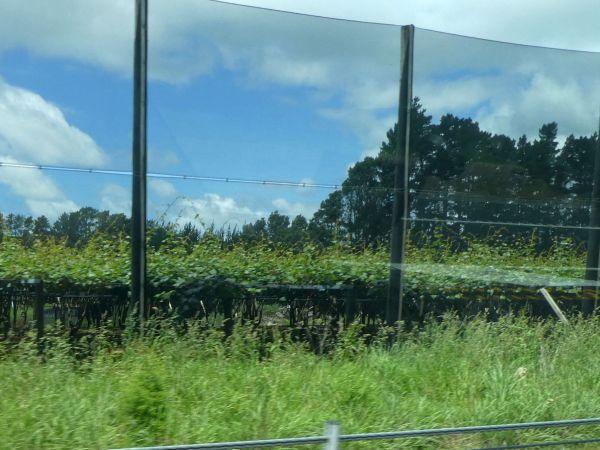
(132, 0), (148, 332)
(386, 25), (414, 326)
(583, 112), (600, 316)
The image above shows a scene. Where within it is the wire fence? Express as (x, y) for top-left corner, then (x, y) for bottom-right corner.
(113, 418), (600, 450)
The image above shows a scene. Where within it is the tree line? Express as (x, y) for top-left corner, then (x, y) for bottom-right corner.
(3, 99), (598, 250)
(245, 99), (599, 249)
(0, 207), (314, 250)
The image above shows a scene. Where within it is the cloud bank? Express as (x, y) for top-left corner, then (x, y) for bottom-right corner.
(0, 78), (107, 218)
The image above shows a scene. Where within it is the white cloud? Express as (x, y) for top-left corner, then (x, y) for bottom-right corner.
(0, 78), (107, 167)
(0, 1), (134, 76)
(149, 148), (182, 171)
(485, 73), (598, 138)
(0, 1), (402, 159)
(322, 107), (397, 159)
(174, 193), (264, 228)
(299, 177), (314, 186)
(0, 78), (109, 218)
(412, 29), (600, 139)
(236, 0), (600, 52)
(272, 197), (317, 218)
(418, 77), (494, 118)
(296, 177), (318, 193)
(149, 179), (178, 199)
(1, 0), (599, 81)
(0, 155), (77, 219)
(148, 182), (318, 228)
(149, 184), (265, 228)
(415, 60), (600, 140)
(1, 0), (599, 165)
(360, 148), (381, 159)
(100, 184), (130, 214)
(144, 1), (600, 152)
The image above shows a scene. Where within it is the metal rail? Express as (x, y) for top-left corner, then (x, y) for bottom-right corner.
(113, 417), (600, 450)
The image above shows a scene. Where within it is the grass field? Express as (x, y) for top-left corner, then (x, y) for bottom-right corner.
(1, 316), (600, 449)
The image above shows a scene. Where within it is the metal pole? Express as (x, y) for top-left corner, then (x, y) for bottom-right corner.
(132, 0), (148, 333)
(583, 111), (600, 316)
(386, 25), (414, 325)
(324, 421), (340, 450)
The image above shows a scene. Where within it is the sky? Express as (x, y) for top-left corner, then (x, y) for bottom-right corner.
(0, 0), (599, 227)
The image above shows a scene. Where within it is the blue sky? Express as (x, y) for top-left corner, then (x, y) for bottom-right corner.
(0, 0), (599, 227)
(0, 0), (401, 225)
(0, 42), (379, 224)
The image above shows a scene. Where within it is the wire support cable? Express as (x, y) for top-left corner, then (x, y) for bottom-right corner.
(0, 161), (341, 190)
(1, 161), (596, 210)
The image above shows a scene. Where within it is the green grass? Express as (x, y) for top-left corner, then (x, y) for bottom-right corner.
(1, 317), (600, 449)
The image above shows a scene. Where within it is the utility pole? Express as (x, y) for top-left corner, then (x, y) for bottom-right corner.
(132, 0), (148, 332)
(386, 25), (414, 325)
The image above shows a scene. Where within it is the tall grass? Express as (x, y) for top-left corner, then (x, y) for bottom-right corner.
(1, 316), (600, 449)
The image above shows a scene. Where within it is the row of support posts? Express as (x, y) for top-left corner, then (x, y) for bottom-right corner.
(1, 280), (44, 343)
(129, 12), (597, 325)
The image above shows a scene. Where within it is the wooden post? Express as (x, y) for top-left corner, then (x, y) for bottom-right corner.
(386, 25), (414, 325)
(344, 287), (357, 326)
(34, 280), (44, 340)
(223, 297), (234, 337)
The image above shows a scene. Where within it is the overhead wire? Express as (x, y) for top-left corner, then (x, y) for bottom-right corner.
(0, 160), (594, 204)
(2, 160), (598, 233)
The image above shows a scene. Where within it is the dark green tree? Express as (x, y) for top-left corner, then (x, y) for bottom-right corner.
(33, 216), (51, 236)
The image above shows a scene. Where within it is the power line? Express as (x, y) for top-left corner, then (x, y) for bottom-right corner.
(0, 161), (342, 190)
(1, 161), (596, 210)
